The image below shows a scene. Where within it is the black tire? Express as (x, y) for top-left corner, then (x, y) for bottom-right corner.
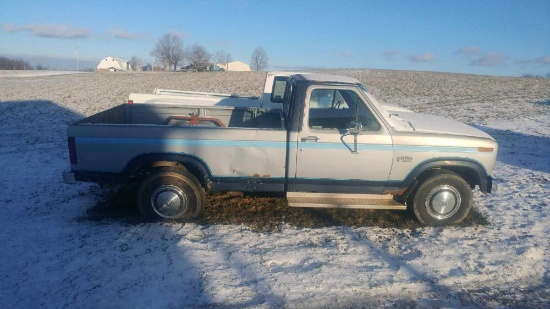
(412, 173), (473, 226)
(137, 169), (204, 221)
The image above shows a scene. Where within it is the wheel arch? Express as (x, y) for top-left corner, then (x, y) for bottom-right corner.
(401, 158), (492, 198)
(122, 153), (213, 189)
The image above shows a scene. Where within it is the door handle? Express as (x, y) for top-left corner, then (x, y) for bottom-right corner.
(301, 136), (319, 142)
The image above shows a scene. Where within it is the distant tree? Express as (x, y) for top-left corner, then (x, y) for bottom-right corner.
(151, 33), (185, 71)
(187, 44), (211, 68)
(35, 64), (48, 70)
(142, 63), (153, 71)
(522, 74), (542, 79)
(130, 56), (142, 71)
(0, 56), (31, 70)
(172, 45), (185, 71)
(250, 47), (268, 71)
(214, 50), (232, 70)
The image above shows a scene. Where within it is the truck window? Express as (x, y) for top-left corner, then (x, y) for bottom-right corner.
(308, 88), (380, 132)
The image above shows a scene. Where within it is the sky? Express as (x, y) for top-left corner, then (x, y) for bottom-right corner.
(1, 0), (549, 76)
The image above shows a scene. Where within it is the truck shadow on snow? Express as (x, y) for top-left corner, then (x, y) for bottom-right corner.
(0, 99), (84, 144)
(84, 185), (489, 231)
(475, 125), (550, 174)
(1, 99), (211, 307)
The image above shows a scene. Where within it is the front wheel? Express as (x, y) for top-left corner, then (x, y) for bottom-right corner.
(137, 169), (204, 221)
(412, 173), (473, 226)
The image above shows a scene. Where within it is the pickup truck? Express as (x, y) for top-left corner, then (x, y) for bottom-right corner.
(63, 73), (497, 226)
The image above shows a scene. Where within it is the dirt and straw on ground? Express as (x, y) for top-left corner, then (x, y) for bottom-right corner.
(87, 183), (489, 232)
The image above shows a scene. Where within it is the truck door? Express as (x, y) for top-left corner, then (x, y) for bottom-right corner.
(288, 85), (393, 194)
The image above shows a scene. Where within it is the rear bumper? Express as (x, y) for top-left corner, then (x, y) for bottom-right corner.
(62, 168), (76, 184)
(63, 169), (124, 185)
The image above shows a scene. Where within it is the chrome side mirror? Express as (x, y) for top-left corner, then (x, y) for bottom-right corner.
(348, 121), (362, 154)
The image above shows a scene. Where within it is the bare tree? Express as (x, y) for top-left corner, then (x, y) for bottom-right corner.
(187, 44), (211, 68)
(130, 56), (142, 71)
(214, 50), (233, 70)
(142, 63), (153, 71)
(250, 47), (268, 71)
(0, 56), (30, 70)
(172, 45), (185, 71)
(35, 63), (48, 70)
(151, 33), (185, 71)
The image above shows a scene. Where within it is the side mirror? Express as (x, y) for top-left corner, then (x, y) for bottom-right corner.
(349, 121), (362, 135)
(270, 76), (289, 103)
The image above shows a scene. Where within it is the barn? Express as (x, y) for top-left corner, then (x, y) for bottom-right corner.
(216, 60), (251, 72)
(96, 56), (132, 72)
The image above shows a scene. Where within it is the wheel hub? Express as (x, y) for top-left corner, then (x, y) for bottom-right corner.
(151, 185), (187, 218)
(425, 185), (461, 220)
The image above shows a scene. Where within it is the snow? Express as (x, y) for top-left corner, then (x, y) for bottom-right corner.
(1, 71), (549, 308)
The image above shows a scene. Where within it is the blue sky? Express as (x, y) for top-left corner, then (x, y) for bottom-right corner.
(1, 0), (549, 76)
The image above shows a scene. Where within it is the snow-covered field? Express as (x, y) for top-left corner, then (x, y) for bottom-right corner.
(0, 70), (549, 308)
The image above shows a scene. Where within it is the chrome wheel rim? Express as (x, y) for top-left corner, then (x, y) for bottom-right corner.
(151, 185), (187, 218)
(425, 185), (461, 220)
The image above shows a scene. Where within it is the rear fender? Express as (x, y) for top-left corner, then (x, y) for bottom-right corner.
(123, 153), (212, 188)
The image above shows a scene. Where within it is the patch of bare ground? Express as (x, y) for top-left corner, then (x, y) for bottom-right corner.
(84, 185), (489, 232)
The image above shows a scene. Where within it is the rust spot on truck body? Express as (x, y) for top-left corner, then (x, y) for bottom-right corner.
(251, 173), (270, 178)
(383, 188), (407, 196)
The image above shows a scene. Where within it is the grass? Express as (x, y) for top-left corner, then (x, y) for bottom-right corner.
(84, 185), (489, 232)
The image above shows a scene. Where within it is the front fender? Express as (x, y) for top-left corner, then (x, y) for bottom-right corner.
(402, 158), (493, 193)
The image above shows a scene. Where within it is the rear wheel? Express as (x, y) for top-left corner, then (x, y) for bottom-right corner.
(137, 169), (204, 221)
(412, 173), (473, 226)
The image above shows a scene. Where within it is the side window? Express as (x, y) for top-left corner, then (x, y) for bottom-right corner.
(308, 88), (380, 132)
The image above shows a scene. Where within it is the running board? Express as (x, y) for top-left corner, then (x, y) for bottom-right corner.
(286, 192), (406, 210)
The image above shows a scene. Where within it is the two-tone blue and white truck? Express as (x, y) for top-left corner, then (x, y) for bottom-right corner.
(63, 73), (497, 225)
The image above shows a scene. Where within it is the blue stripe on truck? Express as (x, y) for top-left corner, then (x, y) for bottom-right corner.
(76, 137), (288, 148)
(76, 137), (491, 154)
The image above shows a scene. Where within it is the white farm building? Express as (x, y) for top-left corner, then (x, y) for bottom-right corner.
(216, 60), (251, 72)
(97, 56), (132, 72)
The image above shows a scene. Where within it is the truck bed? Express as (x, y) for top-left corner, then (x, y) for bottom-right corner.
(68, 103), (288, 187)
(78, 104), (283, 129)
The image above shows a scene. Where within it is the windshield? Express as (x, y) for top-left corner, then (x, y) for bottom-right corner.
(358, 84), (388, 116)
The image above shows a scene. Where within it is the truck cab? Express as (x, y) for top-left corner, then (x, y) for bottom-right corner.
(280, 74), (393, 193)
